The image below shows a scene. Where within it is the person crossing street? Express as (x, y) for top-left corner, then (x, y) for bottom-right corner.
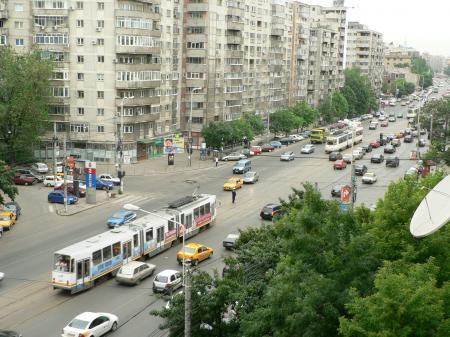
(232, 189), (237, 204)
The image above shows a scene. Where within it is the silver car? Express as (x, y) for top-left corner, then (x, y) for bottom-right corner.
(222, 152), (246, 161)
(116, 261), (156, 285)
(153, 269), (183, 294)
(243, 171), (259, 184)
(280, 152), (295, 161)
(301, 144), (315, 154)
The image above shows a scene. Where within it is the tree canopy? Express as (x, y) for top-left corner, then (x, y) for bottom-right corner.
(411, 57), (433, 88)
(269, 108), (301, 135)
(341, 68), (378, 117)
(0, 47), (53, 164)
(319, 91), (349, 122)
(0, 160), (17, 205)
(444, 65), (450, 77)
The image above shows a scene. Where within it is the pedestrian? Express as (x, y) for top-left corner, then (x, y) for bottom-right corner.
(215, 157), (219, 167)
(232, 189), (236, 204)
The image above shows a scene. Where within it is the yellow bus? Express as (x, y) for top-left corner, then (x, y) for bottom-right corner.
(310, 128), (329, 144)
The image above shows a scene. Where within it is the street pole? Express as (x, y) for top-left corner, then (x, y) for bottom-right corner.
(53, 122), (58, 176)
(267, 110), (270, 142)
(63, 136), (68, 213)
(189, 88), (202, 167)
(430, 113), (434, 144)
(184, 266), (191, 337)
(350, 129), (356, 208)
(118, 96), (134, 194)
(416, 76), (424, 160)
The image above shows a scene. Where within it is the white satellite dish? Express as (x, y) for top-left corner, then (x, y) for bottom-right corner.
(410, 175), (450, 238)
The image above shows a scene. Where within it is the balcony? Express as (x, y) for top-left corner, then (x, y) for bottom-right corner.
(226, 35), (243, 44)
(116, 80), (161, 89)
(187, 3), (209, 11)
(0, 27), (8, 36)
(116, 45), (161, 55)
(224, 49), (243, 58)
(116, 96), (160, 107)
(226, 21), (244, 31)
(270, 28), (284, 36)
(0, 9), (8, 19)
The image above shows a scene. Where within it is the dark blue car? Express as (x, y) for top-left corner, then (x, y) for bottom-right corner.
(48, 190), (78, 204)
(96, 179), (114, 190)
(107, 210), (137, 228)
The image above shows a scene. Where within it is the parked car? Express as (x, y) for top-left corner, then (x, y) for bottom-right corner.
(3, 201), (21, 219)
(397, 112), (403, 118)
(43, 175), (63, 187)
(289, 134), (304, 142)
(391, 138), (401, 147)
(0, 211), (16, 230)
(96, 179), (114, 190)
(177, 243), (213, 265)
(260, 203), (282, 220)
(404, 167), (419, 179)
(48, 190), (78, 204)
(280, 151), (295, 161)
(153, 269), (183, 294)
(270, 141), (282, 149)
(301, 144), (315, 154)
(404, 135), (413, 143)
(333, 159), (347, 170)
(223, 233), (240, 250)
(420, 129), (427, 135)
(261, 144), (275, 152)
(31, 162), (48, 173)
(280, 138), (294, 145)
(354, 164), (368, 176)
(223, 177), (243, 191)
(116, 261), (156, 285)
(13, 174), (37, 186)
(0, 330), (22, 337)
(54, 182), (86, 197)
(243, 171), (259, 184)
(362, 172), (377, 184)
(15, 168), (44, 182)
(241, 148), (254, 158)
(61, 312), (118, 337)
(222, 152), (246, 161)
(250, 146), (262, 155)
(370, 140), (381, 148)
(384, 145), (396, 154)
(371, 153), (384, 163)
(331, 185), (344, 198)
(386, 156), (400, 167)
(329, 152), (343, 161)
(98, 173), (121, 185)
(107, 210), (137, 228)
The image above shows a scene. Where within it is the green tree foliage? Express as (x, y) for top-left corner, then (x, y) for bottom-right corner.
(242, 112), (265, 135)
(0, 160), (17, 205)
(202, 121), (233, 149)
(340, 260), (450, 337)
(0, 48), (53, 164)
(394, 79), (416, 97)
(319, 91), (349, 122)
(291, 101), (319, 129)
(411, 56), (433, 88)
(444, 65), (450, 77)
(341, 68), (378, 116)
(269, 109), (301, 135)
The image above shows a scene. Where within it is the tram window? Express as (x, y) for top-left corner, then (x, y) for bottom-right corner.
(186, 214), (192, 229)
(146, 229), (153, 241)
(205, 203), (210, 214)
(168, 218), (174, 231)
(133, 234), (138, 247)
(112, 242), (121, 257)
(194, 207), (199, 218)
(157, 227), (164, 243)
(76, 261), (82, 279)
(102, 246), (112, 261)
(92, 250), (102, 266)
(70, 259), (74, 273)
(181, 214), (185, 225)
(200, 205), (205, 216)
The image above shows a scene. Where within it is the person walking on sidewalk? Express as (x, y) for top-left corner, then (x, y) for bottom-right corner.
(215, 157), (219, 167)
(232, 189), (237, 204)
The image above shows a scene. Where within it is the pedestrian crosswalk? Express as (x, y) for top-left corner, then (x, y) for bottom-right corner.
(110, 193), (157, 206)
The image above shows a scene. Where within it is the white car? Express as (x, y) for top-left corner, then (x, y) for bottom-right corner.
(289, 134), (304, 142)
(153, 269), (183, 294)
(116, 261), (156, 285)
(32, 162), (48, 173)
(0, 272), (4, 281)
(62, 312), (119, 337)
(43, 175), (63, 187)
(280, 152), (295, 161)
(362, 172), (377, 184)
(301, 144), (315, 154)
(352, 150), (363, 160)
(243, 171), (259, 184)
(98, 173), (121, 186)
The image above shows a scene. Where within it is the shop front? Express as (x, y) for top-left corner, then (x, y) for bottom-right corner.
(137, 137), (164, 161)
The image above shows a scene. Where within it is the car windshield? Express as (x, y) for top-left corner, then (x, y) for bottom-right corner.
(182, 247), (197, 254)
(155, 275), (169, 283)
(244, 172), (254, 178)
(263, 206), (274, 213)
(0, 215), (10, 221)
(68, 318), (89, 329)
(282, 152), (291, 155)
(6, 205), (16, 211)
(118, 267), (134, 276)
(112, 212), (125, 218)
(366, 173), (375, 177)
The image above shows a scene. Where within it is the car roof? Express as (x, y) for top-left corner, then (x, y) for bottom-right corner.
(120, 261), (153, 272)
(264, 203), (280, 208)
(185, 243), (204, 249)
(74, 312), (99, 321)
(226, 233), (240, 239)
(113, 209), (132, 216)
(157, 269), (179, 277)
(0, 211), (12, 215)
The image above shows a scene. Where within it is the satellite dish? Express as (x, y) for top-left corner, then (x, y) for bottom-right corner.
(410, 175), (450, 238)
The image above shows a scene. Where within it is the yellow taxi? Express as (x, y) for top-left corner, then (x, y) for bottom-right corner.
(177, 243), (214, 266)
(0, 211), (16, 230)
(223, 177), (243, 191)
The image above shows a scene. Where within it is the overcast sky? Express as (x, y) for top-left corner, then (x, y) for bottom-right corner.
(304, 0), (450, 57)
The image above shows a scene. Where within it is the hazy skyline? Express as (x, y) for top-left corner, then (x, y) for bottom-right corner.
(305, 0), (450, 57)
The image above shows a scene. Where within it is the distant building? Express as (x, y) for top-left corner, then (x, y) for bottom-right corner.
(384, 44), (420, 89)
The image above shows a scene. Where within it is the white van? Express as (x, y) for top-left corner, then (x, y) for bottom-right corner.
(369, 121), (378, 130)
(32, 162), (49, 173)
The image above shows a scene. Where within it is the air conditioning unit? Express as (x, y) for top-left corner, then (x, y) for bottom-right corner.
(92, 40), (97, 45)
(96, 27), (102, 32)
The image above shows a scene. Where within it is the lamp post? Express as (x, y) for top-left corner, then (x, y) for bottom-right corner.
(122, 203), (191, 337)
(118, 96), (134, 194)
(189, 87), (202, 167)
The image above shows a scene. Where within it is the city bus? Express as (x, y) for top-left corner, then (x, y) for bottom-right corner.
(52, 194), (216, 294)
(310, 128), (330, 144)
(324, 127), (363, 153)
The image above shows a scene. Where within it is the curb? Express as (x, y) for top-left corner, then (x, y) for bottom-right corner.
(55, 193), (128, 216)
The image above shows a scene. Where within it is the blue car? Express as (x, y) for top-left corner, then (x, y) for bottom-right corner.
(96, 179), (114, 190)
(270, 141), (282, 149)
(107, 210), (137, 228)
(48, 190), (78, 204)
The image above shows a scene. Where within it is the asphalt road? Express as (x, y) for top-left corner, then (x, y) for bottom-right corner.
(0, 103), (429, 336)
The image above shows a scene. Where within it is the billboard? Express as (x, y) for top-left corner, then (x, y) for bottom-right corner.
(85, 161), (97, 189)
(164, 134), (185, 154)
(340, 185), (352, 204)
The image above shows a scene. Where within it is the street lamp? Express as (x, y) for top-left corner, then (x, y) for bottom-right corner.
(118, 96), (134, 194)
(189, 87), (202, 167)
(123, 203), (191, 337)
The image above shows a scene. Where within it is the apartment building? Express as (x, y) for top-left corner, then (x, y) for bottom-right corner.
(384, 44), (420, 88)
(346, 21), (384, 94)
(0, 0), (347, 161)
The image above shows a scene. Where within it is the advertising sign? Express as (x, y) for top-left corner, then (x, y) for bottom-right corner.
(340, 185), (352, 204)
(164, 134), (185, 154)
(84, 161), (97, 189)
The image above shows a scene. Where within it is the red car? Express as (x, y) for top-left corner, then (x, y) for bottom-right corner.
(261, 144), (275, 152)
(251, 146), (262, 155)
(370, 140), (381, 148)
(333, 160), (347, 170)
(14, 174), (37, 185)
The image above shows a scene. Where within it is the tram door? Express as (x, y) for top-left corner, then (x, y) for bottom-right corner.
(76, 259), (91, 289)
(122, 240), (132, 263)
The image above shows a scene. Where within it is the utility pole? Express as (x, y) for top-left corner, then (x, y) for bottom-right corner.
(53, 122), (58, 176)
(118, 96), (134, 194)
(63, 136), (68, 213)
(430, 113), (434, 144)
(188, 87), (202, 167)
(350, 129), (356, 208)
(184, 267), (191, 337)
(267, 110), (270, 142)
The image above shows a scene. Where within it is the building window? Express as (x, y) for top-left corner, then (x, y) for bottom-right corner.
(0, 36), (6, 46)
(52, 87), (70, 97)
(77, 55), (84, 63)
(14, 21), (24, 29)
(76, 1), (83, 9)
(97, 108), (104, 116)
(97, 125), (105, 132)
(187, 42), (205, 49)
(33, 33), (68, 45)
(123, 125), (134, 133)
(97, 91), (104, 99)
(77, 73), (84, 81)
(97, 2), (104, 10)
(15, 3), (24, 11)
(48, 105), (68, 115)
(97, 73), (104, 81)
(15, 39), (24, 46)
(52, 71), (68, 80)
(76, 20), (84, 28)
(70, 123), (89, 133)
(97, 55), (104, 62)
(77, 107), (85, 115)
(97, 38), (104, 45)
(97, 20), (104, 28)
(192, 117), (204, 124)
(77, 90), (84, 98)
(77, 37), (84, 45)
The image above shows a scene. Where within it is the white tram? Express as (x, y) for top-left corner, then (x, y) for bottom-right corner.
(324, 126), (363, 153)
(52, 194), (216, 294)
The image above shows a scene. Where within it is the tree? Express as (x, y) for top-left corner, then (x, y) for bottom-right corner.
(411, 56), (433, 88)
(444, 65), (450, 77)
(290, 101), (318, 130)
(269, 109), (300, 135)
(394, 79), (416, 97)
(202, 122), (233, 149)
(340, 260), (450, 337)
(319, 91), (349, 122)
(242, 112), (265, 135)
(0, 48), (53, 164)
(341, 68), (377, 116)
(0, 160), (17, 205)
